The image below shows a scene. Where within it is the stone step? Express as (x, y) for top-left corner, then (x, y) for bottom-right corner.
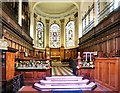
(40, 79), (89, 86)
(33, 82), (97, 91)
(45, 76), (83, 81)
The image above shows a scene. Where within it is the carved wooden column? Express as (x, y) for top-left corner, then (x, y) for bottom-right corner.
(74, 12), (78, 47)
(60, 19), (64, 47)
(45, 19), (50, 47)
(33, 13), (37, 47)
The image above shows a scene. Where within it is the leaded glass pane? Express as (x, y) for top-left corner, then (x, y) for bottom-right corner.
(36, 21), (44, 48)
(50, 24), (60, 48)
(66, 21), (74, 47)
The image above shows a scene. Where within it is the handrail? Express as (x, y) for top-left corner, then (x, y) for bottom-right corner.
(98, 1), (114, 16)
(82, 3), (94, 35)
(82, 1), (115, 35)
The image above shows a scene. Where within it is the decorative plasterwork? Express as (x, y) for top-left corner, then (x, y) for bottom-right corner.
(34, 6), (78, 19)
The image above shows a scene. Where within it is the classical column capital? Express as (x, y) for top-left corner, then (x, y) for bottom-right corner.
(74, 12), (78, 18)
(34, 13), (37, 18)
(60, 19), (64, 23)
(45, 19), (50, 23)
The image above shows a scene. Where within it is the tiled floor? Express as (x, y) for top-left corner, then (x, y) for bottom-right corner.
(52, 66), (73, 76)
(52, 61), (74, 76)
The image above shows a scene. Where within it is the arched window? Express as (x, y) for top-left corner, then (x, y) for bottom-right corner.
(36, 21), (44, 48)
(66, 21), (74, 47)
(50, 24), (60, 48)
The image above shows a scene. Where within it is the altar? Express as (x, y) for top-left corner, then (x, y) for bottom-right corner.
(51, 56), (61, 61)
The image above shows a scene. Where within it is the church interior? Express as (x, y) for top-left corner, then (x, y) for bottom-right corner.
(0, 0), (120, 93)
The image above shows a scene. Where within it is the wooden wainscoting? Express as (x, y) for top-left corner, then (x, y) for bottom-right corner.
(15, 69), (50, 85)
(6, 52), (15, 80)
(95, 57), (120, 91)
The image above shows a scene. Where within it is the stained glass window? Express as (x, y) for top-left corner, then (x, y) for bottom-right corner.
(66, 21), (74, 47)
(36, 21), (44, 48)
(50, 24), (60, 48)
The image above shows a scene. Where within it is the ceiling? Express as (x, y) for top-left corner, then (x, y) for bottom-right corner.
(35, 3), (76, 15)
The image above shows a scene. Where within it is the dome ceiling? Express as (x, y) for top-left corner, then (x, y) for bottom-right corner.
(35, 3), (76, 15)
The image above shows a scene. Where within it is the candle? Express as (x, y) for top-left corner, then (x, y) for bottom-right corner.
(90, 52), (91, 61)
(86, 52), (87, 61)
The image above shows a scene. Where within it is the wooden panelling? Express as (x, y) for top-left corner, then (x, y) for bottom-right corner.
(78, 7), (120, 58)
(95, 62), (98, 80)
(2, 66), (5, 80)
(6, 52), (15, 80)
(60, 47), (64, 61)
(79, 69), (95, 81)
(50, 48), (60, 56)
(95, 57), (120, 91)
(104, 62), (109, 84)
(15, 69), (50, 85)
(64, 48), (77, 59)
(118, 58), (120, 91)
(46, 47), (50, 58)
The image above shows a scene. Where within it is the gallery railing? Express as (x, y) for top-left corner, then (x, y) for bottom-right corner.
(82, 1), (117, 35)
(82, 20), (94, 35)
(82, 4), (94, 36)
(97, 1), (114, 23)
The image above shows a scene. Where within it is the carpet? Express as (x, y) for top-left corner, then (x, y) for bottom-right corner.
(52, 89), (82, 93)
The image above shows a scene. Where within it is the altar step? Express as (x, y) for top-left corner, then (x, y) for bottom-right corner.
(40, 76), (89, 86)
(34, 82), (96, 91)
(45, 76), (83, 81)
(40, 79), (89, 86)
(33, 76), (97, 91)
